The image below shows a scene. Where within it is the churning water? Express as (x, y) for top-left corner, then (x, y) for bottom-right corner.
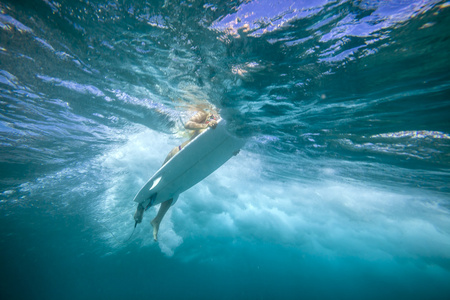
(1, 1), (449, 299)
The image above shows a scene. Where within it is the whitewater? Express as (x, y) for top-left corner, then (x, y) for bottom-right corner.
(1, 0), (449, 299)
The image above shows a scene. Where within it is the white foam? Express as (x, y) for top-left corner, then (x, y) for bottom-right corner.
(172, 151), (450, 264)
(94, 129), (450, 264)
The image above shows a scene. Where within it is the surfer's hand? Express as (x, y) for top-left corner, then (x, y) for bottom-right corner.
(208, 120), (218, 129)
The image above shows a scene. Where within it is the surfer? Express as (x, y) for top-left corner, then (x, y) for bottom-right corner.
(133, 109), (219, 241)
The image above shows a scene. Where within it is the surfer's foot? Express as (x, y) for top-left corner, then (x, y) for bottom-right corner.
(134, 204), (144, 224)
(150, 219), (160, 241)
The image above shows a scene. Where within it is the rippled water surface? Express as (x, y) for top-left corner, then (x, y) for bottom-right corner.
(1, 1), (450, 299)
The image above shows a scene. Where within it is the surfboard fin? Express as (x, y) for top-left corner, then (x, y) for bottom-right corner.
(145, 193), (157, 211)
(149, 176), (162, 191)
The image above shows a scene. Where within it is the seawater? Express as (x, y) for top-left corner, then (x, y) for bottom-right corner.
(1, 0), (449, 299)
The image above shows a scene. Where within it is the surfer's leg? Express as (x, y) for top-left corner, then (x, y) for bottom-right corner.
(134, 203), (144, 224)
(163, 140), (191, 164)
(150, 199), (173, 241)
(163, 147), (179, 164)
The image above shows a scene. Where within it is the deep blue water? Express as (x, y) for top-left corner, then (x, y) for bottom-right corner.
(1, 0), (450, 299)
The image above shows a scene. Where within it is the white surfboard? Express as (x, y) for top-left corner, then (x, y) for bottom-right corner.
(133, 119), (244, 210)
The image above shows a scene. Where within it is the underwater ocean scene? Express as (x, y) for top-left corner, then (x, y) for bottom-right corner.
(1, 0), (450, 299)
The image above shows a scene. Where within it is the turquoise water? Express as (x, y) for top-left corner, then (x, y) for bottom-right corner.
(1, 0), (449, 299)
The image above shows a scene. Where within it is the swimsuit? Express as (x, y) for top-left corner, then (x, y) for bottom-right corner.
(205, 114), (217, 124)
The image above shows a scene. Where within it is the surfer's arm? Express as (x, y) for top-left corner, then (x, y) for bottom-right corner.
(185, 110), (217, 129)
(185, 121), (208, 130)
